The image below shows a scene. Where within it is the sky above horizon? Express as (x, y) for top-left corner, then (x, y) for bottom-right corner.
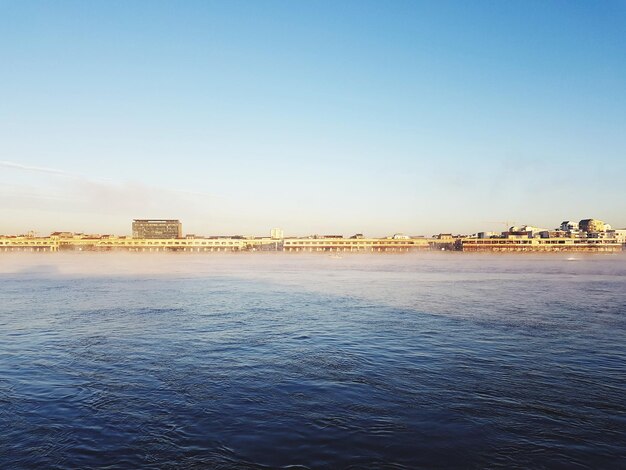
(1, 0), (625, 237)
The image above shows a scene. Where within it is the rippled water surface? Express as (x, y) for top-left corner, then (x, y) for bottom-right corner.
(1, 253), (625, 469)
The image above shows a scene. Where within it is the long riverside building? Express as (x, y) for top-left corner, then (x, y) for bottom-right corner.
(462, 237), (622, 252)
(0, 235), (432, 253)
(0, 236), (247, 252)
(0, 234), (623, 253)
(0, 236), (60, 252)
(282, 237), (430, 252)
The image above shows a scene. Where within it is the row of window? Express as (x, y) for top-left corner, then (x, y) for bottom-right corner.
(98, 241), (243, 246)
(284, 241), (424, 246)
(0, 241), (56, 245)
(0, 240), (244, 247)
(466, 239), (617, 245)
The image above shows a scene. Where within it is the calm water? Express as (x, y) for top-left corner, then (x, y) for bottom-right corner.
(1, 253), (625, 469)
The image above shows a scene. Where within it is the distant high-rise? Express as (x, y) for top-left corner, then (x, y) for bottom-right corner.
(270, 228), (284, 240)
(132, 219), (182, 239)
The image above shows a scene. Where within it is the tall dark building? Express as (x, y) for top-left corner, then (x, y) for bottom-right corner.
(132, 219), (182, 239)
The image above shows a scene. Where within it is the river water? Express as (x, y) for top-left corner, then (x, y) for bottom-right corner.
(1, 253), (625, 469)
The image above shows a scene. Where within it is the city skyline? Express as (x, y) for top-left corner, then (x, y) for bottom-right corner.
(1, 215), (623, 240)
(2, 1), (625, 235)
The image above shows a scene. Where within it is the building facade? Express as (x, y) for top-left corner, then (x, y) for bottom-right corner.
(282, 237), (430, 252)
(579, 219), (605, 233)
(132, 219), (182, 239)
(461, 237), (621, 252)
(560, 221), (579, 232)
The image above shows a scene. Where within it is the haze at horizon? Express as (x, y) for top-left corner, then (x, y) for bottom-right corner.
(1, 0), (625, 237)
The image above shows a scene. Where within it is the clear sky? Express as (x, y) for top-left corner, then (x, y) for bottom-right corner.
(1, 0), (625, 237)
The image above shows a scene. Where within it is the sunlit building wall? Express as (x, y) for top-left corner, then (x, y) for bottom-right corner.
(132, 219), (182, 239)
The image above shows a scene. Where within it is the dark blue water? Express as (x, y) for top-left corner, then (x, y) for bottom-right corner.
(1, 253), (625, 469)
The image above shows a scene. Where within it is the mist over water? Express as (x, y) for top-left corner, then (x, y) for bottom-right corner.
(1, 253), (625, 468)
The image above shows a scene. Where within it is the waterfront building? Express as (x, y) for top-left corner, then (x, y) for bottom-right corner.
(560, 221), (579, 231)
(0, 231), (623, 254)
(508, 225), (547, 238)
(609, 229), (626, 244)
(477, 232), (499, 239)
(461, 237), (621, 253)
(51, 231), (77, 237)
(0, 235), (59, 252)
(579, 219), (605, 233)
(132, 219), (182, 239)
(539, 230), (568, 238)
(282, 237), (430, 252)
(1, 217), (624, 254)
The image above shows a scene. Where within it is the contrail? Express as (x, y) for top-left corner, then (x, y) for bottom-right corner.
(0, 160), (220, 199)
(0, 160), (74, 176)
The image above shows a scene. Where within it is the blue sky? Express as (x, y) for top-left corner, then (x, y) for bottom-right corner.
(1, 0), (625, 236)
